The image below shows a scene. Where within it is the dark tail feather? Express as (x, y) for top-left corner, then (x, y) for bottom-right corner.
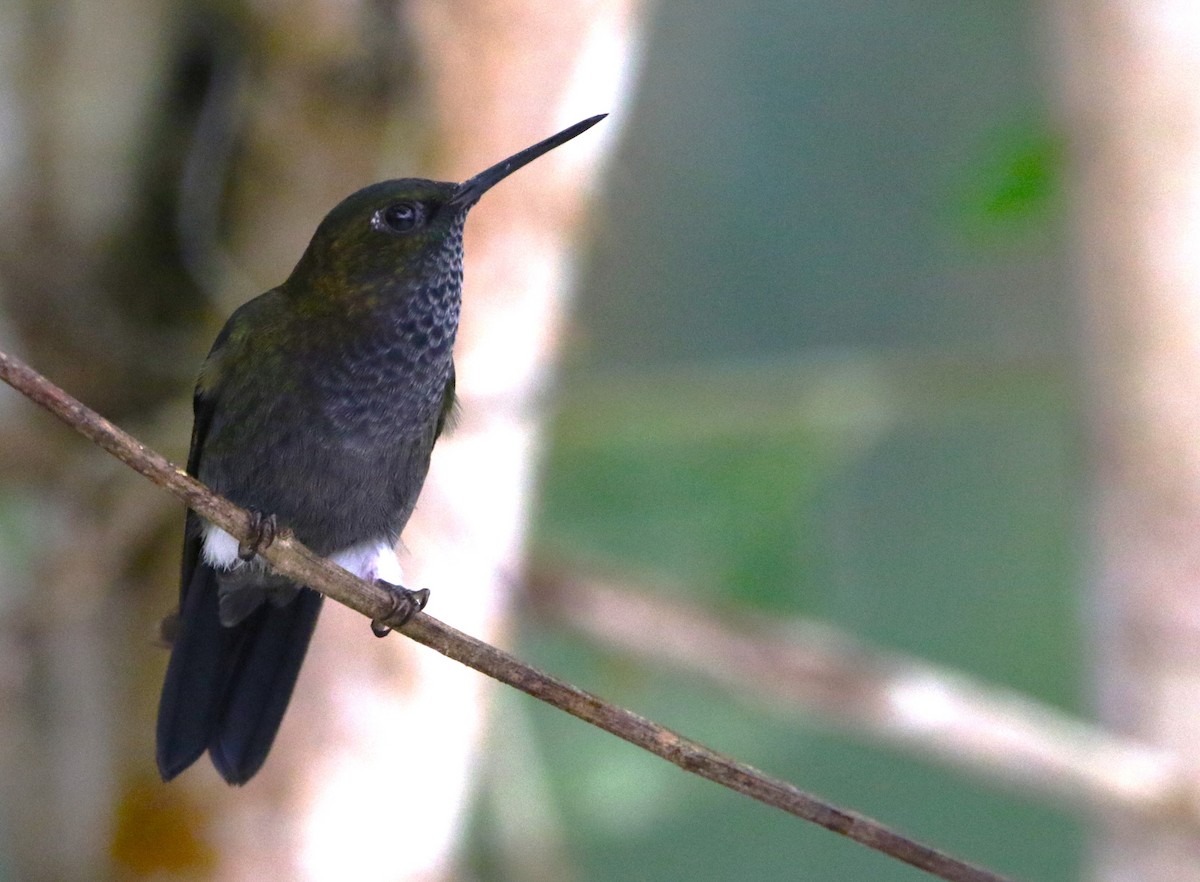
(209, 588), (323, 785)
(156, 563), (323, 785)
(156, 562), (228, 781)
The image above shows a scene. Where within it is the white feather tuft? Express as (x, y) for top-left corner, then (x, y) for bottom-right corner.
(202, 524), (242, 570)
(201, 525), (403, 585)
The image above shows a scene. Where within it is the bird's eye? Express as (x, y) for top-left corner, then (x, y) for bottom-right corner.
(375, 201), (424, 234)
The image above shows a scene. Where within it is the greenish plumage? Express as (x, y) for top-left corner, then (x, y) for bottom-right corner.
(157, 114), (605, 785)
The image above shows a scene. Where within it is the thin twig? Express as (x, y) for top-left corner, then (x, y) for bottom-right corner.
(528, 567), (1195, 825)
(0, 347), (1017, 882)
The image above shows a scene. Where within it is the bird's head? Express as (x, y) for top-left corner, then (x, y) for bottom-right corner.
(284, 114), (607, 302)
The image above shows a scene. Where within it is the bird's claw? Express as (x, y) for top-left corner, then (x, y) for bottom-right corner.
(238, 511), (277, 561)
(371, 582), (430, 637)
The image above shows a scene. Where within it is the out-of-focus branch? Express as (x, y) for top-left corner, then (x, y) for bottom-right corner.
(0, 346), (1018, 882)
(1051, 4), (1200, 880)
(529, 568), (1199, 827)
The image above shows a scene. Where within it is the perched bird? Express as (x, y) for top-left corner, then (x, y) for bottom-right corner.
(156, 114), (606, 785)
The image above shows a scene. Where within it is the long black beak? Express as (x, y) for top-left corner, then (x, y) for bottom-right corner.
(448, 114), (607, 210)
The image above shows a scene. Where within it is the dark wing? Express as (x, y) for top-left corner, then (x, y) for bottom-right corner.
(178, 306), (237, 605)
(157, 320), (231, 779)
(179, 384), (217, 605)
(157, 296), (324, 785)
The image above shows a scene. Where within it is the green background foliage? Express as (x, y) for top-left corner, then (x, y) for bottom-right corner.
(469, 1), (1082, 879)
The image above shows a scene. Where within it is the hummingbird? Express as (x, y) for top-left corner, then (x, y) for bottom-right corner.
(156, 114), (606, 785)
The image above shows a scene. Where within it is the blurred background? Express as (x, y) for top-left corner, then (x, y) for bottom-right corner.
(1, 0), (1196, 880)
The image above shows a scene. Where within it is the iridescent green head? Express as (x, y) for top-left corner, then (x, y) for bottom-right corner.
(285, 114), (607, 297)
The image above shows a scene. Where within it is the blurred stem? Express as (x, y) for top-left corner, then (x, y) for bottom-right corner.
(528, 565), (1196, 825)
(1051, 2), (1200, 880)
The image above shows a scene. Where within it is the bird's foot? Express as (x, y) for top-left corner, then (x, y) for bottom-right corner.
(371, 581), (430, 637)
(237, 511), (277, 561)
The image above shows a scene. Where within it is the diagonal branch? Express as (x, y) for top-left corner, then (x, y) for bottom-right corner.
(0, 347), (1016, 882)
(529, 568), (1195, 826)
